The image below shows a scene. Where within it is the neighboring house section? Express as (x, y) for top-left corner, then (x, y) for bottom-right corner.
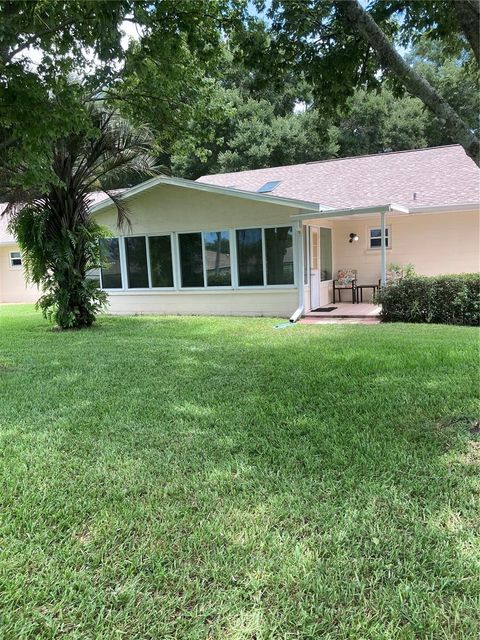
(0, 192), (121, 304)
(0, 213), (38, 303)
(1, 145), (479, 315)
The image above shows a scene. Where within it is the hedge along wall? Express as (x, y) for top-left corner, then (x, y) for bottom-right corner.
(377, 274), (480, 326)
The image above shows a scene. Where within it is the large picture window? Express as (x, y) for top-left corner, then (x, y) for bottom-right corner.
(236, 226), (294, 287)
(100, 238), (122, 289)
(320, 227), (332, 281)
(125, 236), (149, 288)
(179, 233), (204, 288)
(265, 227), (294, 285)
(99, 226), (295, 292)
(149, 235), (174, 287)
(204, 231), (231, 286)
(179, 231), (231, 288)
(236, 228), (264, 286)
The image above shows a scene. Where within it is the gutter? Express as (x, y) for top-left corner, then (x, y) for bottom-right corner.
(289, 305), (304, 323)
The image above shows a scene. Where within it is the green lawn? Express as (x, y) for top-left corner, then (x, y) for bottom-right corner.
(0, 305), (479, 639)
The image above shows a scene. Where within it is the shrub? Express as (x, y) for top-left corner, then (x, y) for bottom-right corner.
(377, 274), (480, 326)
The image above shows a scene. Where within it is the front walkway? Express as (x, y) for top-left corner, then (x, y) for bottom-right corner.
(300, 302), (381, 324)
(306, 302), (381, 318)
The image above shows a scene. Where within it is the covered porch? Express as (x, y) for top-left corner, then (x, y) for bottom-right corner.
(290, 203), (407, 321)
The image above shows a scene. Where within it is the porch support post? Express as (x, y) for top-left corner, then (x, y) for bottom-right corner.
(380, 211), (387, 287)
(295, 219), (304, 310)
(289, 218), (305, 322)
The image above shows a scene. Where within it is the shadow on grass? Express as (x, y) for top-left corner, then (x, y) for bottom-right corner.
(0, 311), (478, 637)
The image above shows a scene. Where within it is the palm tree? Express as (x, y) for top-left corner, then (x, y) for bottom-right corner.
(2, 103), (157, 329)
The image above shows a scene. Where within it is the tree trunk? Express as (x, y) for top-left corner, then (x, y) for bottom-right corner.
(454, 0), (480, 64)
(336, 0), (480, 166)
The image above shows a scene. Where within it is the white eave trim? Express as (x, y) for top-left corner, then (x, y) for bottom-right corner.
(291, 200), (479, 220)
(406, 202), (480, 215)
(89, 175), (328, 215)
(291, 203), (409, 220)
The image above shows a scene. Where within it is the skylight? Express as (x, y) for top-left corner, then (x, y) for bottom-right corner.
(257, 180), (281, 194)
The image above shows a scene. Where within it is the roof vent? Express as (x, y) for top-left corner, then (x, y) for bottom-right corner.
(257, 180), (281, 193)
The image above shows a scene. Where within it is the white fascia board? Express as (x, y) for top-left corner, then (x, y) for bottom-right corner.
(406, 202), (479, 215)
(291, 203), (395, 221)
(89, 175), (325, 215)
(290, 200), (480, 221)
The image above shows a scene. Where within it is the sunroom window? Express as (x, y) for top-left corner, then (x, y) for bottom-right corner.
(204, 231), (231, 286)
(179, 231), (231, 288)
(265, 227), (294, 285)
(100, 238), (122, 289)
(179, 233), (205, 287)
(236, 226), (294, 287)
(236, 228), (264, 286)
(125, 236), (149, 288)
(148, 235), (174, 288)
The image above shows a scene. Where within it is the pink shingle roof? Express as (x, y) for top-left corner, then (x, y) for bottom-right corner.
(196, 145), (480, 209)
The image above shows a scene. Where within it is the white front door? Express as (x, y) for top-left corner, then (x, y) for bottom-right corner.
(310, 226), (320, 309)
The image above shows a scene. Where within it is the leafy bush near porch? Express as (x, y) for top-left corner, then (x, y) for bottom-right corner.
(378, 273), (480, 325)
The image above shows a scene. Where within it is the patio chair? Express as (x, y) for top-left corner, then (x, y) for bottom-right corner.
(378, 266), (405, 288)
(333, 269), (357, 303)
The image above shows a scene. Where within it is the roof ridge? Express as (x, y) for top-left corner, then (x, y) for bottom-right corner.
(196, 144), (463, 180)
(304, 144), (462, 165)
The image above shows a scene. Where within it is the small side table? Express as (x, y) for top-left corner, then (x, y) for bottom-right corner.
(356, 284), (379, 303)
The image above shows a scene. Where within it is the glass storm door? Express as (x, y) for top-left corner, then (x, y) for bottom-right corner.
(310, 226), (320, 309)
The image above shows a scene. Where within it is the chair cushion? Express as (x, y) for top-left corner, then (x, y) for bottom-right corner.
(386, 269), (403, 283)
(336, 269), (356, 287)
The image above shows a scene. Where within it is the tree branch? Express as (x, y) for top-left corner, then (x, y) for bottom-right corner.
(337, 0), (480, 165)
(454, 0), (480, 64)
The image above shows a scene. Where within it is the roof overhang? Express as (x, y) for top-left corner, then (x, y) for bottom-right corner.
(291, 201), (479, 221)
(89, 175), (330, 215)
(291, 203), (409, 221)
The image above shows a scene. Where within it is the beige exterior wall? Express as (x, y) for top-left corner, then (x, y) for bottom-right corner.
(95, 184), (301, 318)
(95, 184), (296, 232)
(332, 209), (479, 284)
(107, 289), (298, 317)
(0, 245), (38, 303)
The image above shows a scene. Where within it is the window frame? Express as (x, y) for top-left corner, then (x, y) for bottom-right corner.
(264, 226), (295, 286)
(235, 224), (297, 290)
(177, 229), (233, 290)
(99, 237), (124, 291)
(101, 234), (176, 292)
(124, 234), (150, 290)
(368, 226), (391, 250)
(147, 234), (175, 290)
(178, 231), (208, 289)
(9, 251), (22, 268)
(202, 229), (234, 288)
(235, 227), (265, 288)
(99, 225), (298, 293)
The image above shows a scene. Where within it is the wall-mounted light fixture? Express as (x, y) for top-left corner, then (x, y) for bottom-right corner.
(349, 233), (359, 243)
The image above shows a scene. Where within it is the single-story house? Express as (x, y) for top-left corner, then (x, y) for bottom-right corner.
(1, 145), (479, 318)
